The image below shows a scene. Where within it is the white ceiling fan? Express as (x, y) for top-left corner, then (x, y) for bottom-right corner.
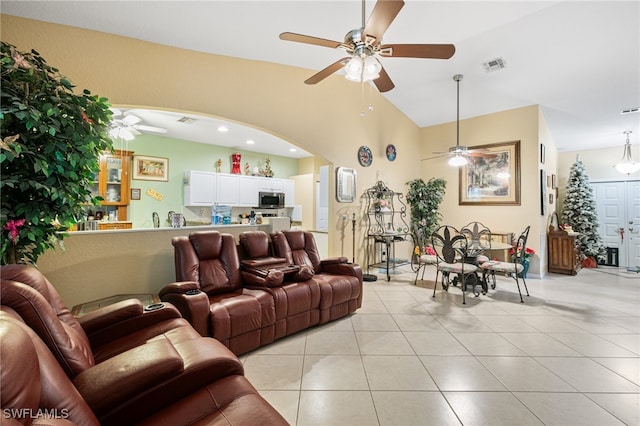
(109, 108), (167, 140)
(423, 74), (496, 166)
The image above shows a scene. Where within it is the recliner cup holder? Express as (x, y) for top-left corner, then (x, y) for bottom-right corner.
(144, 303), (165, 312)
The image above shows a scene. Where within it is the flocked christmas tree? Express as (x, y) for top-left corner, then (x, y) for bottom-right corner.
(561, 158), (606, 263)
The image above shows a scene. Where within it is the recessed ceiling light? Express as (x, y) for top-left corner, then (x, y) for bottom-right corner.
(217, 125), (228, 132)
(246, 139), (255, 145)
(289, 148), (297, 152)
(621, 107), (639, 115)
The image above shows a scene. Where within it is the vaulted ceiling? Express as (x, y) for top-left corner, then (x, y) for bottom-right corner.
(3, 1), (639, 153)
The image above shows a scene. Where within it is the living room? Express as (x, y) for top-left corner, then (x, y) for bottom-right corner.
(1, 2), (639, 425)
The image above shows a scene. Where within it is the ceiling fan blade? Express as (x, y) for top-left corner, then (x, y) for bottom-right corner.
(467, 151), (497, 158)
(122, 114), (142, 126)
(363, 0), (404, 45)
(304, 57), (350, 85)
(279, 32), (342, 49)
(379, 43), (455, 59)
(421, 153), (450, 161)
(372, 64), (395, 92)
(134, 124), (168, 134)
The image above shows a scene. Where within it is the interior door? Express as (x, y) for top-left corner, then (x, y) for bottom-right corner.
(592, 180), (640, 267)
(627, 181), (640, 267)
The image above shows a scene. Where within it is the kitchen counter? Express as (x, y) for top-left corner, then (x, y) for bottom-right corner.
(37, 223), (273, 308)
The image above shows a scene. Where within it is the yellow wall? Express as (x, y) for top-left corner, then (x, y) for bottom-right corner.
(2, 15), (421, 268)
(3, 15), (561, 305)
(421, 105), (550, 275)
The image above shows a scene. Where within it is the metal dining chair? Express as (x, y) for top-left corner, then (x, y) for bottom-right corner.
(410, 225), (438, 285)
(480, 226), (531, 303)
(431, 225), (480, 304)
(460, 221), (492, 265)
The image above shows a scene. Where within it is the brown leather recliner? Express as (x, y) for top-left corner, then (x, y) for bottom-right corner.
(0, 311), (289, 426)
(0, 264), (200, 374)
(238, 230), (320, 340)
(270, 229), (363, 324)
(0, 265), (274, 425)
(159, 231), (276, 355)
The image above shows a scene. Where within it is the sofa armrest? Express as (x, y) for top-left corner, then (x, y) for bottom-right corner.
(74, 340), (184, 418)
(78, 298), (182, 338)
(241, 267), (285, 288)
(320, 261), (363, 279)
(320, 256), (349, 266)
(159, 282), (210, 336)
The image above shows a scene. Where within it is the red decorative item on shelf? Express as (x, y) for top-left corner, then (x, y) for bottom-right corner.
(231, 153), (241, 174)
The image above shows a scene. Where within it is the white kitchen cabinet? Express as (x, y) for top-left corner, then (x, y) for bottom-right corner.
(238, 175), (260, 207)
(258, 177), (283, 192)
(184, 171), (216, 206)
(216, 173), (240, 205)
(283, 179), (295, 207)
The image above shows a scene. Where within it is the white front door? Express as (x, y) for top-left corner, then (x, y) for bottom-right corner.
(627, 181), (640, 267)
(592, 180), (640, 267)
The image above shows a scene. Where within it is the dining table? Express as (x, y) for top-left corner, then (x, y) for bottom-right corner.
(460, 240), (514, 294)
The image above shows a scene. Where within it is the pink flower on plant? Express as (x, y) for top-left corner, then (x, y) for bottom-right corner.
(424, 246), (436, 255)
(4, 219), (26, 244)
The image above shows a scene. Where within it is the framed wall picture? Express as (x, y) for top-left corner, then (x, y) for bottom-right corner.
(552, 174), (557, 189)
(132, 155), (169, 181)
(130, 188), (141, 200)
(459, 140), (521, 206)
(540, 143), (545, 164)
(540, 169), (547, 215)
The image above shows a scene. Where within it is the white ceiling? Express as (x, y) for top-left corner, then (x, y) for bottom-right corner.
(4, 0), (639, 154)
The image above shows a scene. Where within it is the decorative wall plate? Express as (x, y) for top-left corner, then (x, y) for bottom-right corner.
(386, 144), (397, 161)
(358, 146), (373, 167)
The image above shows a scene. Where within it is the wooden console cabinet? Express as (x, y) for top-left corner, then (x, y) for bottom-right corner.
(548, 227), (581, 275)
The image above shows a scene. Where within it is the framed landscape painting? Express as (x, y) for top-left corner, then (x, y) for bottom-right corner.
(133, 155), (169, 181)
(459, 140), (521, 206)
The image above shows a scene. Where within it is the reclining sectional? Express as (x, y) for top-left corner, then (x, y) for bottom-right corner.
(160, 229), (363, 355)
(0, 229), (363, 424)
(0, 264), (288, 426)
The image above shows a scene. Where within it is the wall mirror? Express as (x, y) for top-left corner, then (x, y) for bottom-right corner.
(336, 167), (357, 203)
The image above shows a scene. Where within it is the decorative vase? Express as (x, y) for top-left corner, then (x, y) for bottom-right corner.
(518, 259), (530, 278)
(231, 153), (241, 174)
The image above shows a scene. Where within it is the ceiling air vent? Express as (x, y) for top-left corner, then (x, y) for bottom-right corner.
(177, 116), (196, 124)
(482, 57), (506, 72)
(621, 107), (639, 115)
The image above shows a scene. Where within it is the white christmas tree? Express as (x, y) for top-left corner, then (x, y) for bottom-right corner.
(561, 159), (606, 262)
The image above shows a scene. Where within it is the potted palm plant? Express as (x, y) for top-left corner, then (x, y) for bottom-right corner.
(1, 42), (113, 264)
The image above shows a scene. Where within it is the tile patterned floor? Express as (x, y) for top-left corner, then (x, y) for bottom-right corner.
(242, 266), (639, 425)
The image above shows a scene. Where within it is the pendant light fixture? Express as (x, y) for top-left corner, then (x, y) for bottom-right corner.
(614, 131), (640, 175)
(448, 74), (468, 167)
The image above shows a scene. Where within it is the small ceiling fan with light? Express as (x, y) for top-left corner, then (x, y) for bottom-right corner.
(109, 108), (167, 140)
(279, 0), (455, 92)
(423, 74), (496, 166)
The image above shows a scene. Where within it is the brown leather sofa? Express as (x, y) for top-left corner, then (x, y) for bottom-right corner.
(0, 264), (288, 426)
(160, 230), (363, 355)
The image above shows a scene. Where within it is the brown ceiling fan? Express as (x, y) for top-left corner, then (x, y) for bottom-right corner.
(279, 0), (455, 92)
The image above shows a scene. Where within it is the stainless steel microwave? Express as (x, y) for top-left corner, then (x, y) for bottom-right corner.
(258, 192), (285, 209)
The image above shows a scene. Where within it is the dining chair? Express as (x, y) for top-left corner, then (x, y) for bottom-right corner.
(480, 225), (531, 303)
(431, 225), (480, 304)
(460, 221), (492, 264)
(410, 224), (438, 284)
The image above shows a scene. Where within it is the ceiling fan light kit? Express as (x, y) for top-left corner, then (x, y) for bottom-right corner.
(279, 0), (454, 93)
(614, 131), (640, 175)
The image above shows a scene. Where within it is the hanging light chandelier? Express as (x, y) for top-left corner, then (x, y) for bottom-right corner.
(614, 131), (640, 175)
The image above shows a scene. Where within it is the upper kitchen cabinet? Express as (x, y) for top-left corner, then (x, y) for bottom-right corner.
(90, 150), (133, 220)
(184, 170), (216, 206)
(183, 171), (295, 207)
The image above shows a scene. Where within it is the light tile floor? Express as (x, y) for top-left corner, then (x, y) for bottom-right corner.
(242, 265), (639, 425)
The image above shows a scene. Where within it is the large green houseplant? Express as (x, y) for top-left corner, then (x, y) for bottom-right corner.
(405, 177), (447, 247)
(1, 42), (113, 264)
